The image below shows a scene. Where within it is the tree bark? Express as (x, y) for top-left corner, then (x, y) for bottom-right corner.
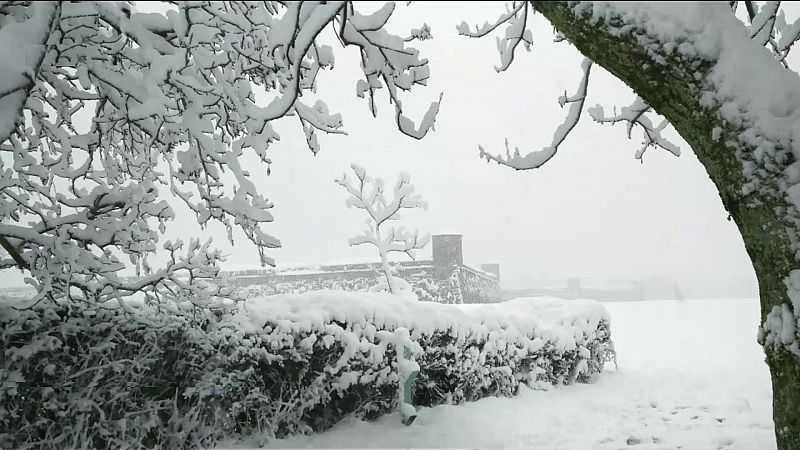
(533, 2), (800, 449)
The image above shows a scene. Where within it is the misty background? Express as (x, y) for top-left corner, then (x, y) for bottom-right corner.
(0, 2), (761, 298)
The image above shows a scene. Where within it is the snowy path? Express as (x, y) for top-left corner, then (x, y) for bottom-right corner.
(235, 298), (776, 449)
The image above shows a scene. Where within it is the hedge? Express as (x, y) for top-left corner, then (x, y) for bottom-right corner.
(0, 291), (614, 449)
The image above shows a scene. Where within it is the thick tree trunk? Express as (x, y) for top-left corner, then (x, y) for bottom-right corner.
(534, 2), (800, 449)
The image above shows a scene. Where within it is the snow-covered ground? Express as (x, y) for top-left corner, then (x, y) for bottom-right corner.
(235, 298), (775, 449)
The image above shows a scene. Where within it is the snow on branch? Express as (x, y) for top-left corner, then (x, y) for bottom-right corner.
(588, 97), (681, 161)
(0, 2), (58, 144)
(405, 23), (432, 42)
(478, 58), (593, 170)
(338, 3), (442, 140)
(335, 164), (429, 297)
(457, 1), (533, 72)
(467, 2), (798, 174)
(775, 13), (800, 62)
(749, 1), (781, 47)
(730, 1), (800, 67)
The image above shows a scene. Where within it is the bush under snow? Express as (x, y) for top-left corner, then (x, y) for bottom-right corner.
(0, 292), (613, 449)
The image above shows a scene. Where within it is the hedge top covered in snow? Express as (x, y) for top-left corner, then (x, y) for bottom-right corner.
(230, 291), (609, 353)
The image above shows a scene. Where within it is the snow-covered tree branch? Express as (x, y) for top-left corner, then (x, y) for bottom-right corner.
(470, 1), (800, 173)
(0, 1), (440, 308)
(478, 57), (592, 169)
(335, 164), (429, 296)
(588, 97), (681, 162)
(457, 1), (533, 73)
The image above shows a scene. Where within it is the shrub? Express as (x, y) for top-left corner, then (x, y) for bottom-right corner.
(0, 292), (614, 449)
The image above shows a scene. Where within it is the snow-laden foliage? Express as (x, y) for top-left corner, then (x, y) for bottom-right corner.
(0, 2), (440, 307)
(236, 291), (614, 403)
(335, 164), (429, 296)
(0, 292), (613, 449)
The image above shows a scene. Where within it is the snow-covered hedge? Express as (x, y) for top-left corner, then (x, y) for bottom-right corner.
(0, 292), (613, 449)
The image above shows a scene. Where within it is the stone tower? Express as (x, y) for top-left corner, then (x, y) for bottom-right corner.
(432, 234), (463, 271)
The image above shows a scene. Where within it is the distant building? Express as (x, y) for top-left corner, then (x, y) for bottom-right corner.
(221, 234), (501, 304)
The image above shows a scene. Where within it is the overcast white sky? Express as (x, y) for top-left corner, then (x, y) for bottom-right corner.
(0, 2), (765, 290)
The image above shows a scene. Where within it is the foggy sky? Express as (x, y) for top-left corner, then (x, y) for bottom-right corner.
(0, 2), (763, 290)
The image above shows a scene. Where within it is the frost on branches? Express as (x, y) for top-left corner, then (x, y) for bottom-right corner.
(335, 164), (429, 298)
(0, 2), (440, 308)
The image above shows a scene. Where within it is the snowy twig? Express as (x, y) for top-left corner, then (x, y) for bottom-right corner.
(478, 58), (593, 170)
(456, 1), (533, 72)
(587, 97), (681, 161)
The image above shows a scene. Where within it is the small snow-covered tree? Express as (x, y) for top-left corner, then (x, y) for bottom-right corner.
(0, 2), (440, 308)
(335, 164), (429, 297)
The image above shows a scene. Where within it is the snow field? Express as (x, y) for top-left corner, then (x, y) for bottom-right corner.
(244, 298), (774, 449)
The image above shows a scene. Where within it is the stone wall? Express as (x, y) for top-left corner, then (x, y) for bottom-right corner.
(223, 261), (499, 304)
(459, 265), (502, 304)
(221, 235), (501, 304)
